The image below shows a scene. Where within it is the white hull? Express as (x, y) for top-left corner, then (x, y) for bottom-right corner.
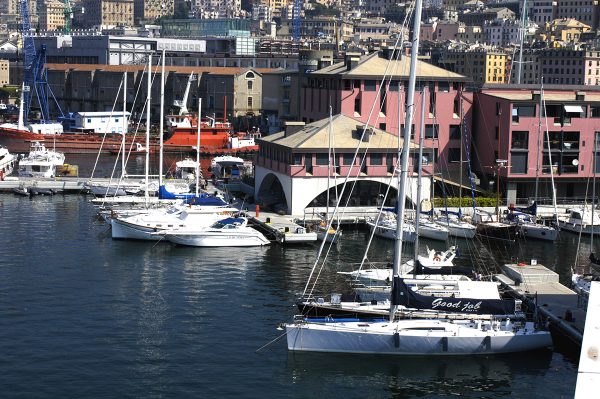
(435, 219), (476, 239)
(165, 230), (269, 247)
(558, 220), (600, 235)
(519, 224), (558, 241)
(110, 218), (164, 241)
(367, 220), (416, 242)
(418, 222), (449, 241)
(286, 319), (552, 355)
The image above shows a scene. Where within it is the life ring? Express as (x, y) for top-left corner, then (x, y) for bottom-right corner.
(433, 255), (441, 262)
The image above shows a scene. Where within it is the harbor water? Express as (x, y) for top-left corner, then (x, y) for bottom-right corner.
(0, 193), (583, 398)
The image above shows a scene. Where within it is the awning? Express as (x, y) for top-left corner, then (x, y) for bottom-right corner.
(564, 105), (584, 113)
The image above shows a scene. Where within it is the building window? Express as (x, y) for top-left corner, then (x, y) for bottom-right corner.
(511, 131), (529, 149)
(293, 153), (303, 165)
(247, 80), (253, 90)
(354, 97), (361, 115)
(247, 96), (253, 108)
(438, 81), (450, 92)
(449, 125), (461, 139)
(370, 153), (383, 165)
(510, 152), (528, 174)
(305, 154), (313, 174)
(448, 148), (461, 162)
(364, 80), (376, 91)
(315, 153), (329, 165)
(342, 153), (354, 165)
(425, 124), (439, 139)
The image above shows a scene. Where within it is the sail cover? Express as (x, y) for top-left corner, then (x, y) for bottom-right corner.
(391, 277), (517, 315)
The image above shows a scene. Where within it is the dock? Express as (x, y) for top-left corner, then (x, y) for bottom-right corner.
(0, 177), (87, 193)
(249, 210), (317, 244)
(495, 262), (585, 345)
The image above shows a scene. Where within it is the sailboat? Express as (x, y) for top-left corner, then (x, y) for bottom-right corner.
(285, 0), (552, 355)
(510, 81), (558, 241)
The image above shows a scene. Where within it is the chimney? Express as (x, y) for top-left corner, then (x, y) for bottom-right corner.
(318, 55), (333, 70)
(357, 125), (374, 142)
(381, 47), (401, 60)
(345, 52), (361, 71)
(284, 121), (305, 137)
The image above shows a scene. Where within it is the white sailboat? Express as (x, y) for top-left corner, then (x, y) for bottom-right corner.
(285, 1), (552, 355)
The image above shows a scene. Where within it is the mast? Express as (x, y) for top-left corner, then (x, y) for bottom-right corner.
(17, 83), (25, 131)
(196, 98), (202, 196)
(122, 71), (127, 178)
(145, 54), (152, 206)
(413, 87), (426, 276)
(391, 0), (423, 321)
(159, 49), (165, 187)
(326, 106), (332, 221)
(541, 79), (559, 228)
(592, 121), (596, 250)
(534, 75), (542, 205)
(517, 0), (527, 84)
(459, 94), (463, 213)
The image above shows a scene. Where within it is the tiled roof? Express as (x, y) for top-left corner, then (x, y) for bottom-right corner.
(311, 51), (467, 81)
(259, 114), (419, 150)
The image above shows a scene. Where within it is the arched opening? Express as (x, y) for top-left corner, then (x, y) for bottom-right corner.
(310, 180), (399, 209)
(245, 71), (255, 79)
(257, 173), (288, 213)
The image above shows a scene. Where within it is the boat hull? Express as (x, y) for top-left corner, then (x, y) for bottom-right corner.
(519, 224), (558, 241)
(418, 224), (449, 241)
(110, 218), (164, 241)
(165, 230), (270, 247)
(558, 220), (600, 235)
(435, 220), (477, 239)
(286, 320), (552, 355)
(367, 221), (416, 242)
(476, 223), (518, 241)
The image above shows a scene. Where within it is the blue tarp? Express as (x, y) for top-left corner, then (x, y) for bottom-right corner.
(158, 185), (228, 206)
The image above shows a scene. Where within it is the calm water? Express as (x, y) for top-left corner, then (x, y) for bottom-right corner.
(0, 194), (583, 398)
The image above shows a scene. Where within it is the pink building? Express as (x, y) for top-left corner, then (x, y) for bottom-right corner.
(475, 85), (600, 203)
(300, 49), (472, 179)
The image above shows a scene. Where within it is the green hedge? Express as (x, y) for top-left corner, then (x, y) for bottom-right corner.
(432, 197), (498, 208)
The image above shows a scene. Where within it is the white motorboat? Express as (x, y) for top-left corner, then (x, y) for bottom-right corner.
(174, 158), (200, 181)
(18, 142), (65, 178)
(163, 217), (270, 247)
(366, 214), (416, 242)
(558, 208), (600, 235)
(0, 145), (16, 177)
(110, 204), (238, 241)
(210, 155), (245, 180)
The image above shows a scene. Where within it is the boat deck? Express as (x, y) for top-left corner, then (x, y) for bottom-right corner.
(495, 262), (586, 346)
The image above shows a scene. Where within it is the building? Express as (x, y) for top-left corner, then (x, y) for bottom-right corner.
(83, 0), (134, 28)
(474, 85), (600, 202)
(545, 18), (591, 44)
(539, 48), (586, 85)
(555, 0), (599, 29)
(458, 8), (516, 26)
(134, 0), (175, 24)
(0, 59), (9, 87)
(435, 20), (461, 41)
(160, 18), (251, 37)
(526, 0), (556, 25)
(300, 50), (473, 180)
(483, 19), (521, 47)
(261, 69), (300, 133)
(189, 0), (243, 18)
(279, 18), (354, 41)
(438, 47), (508, 85)
(75, 111), (131, 133)
(456, 24), (484, 44)
(254, 115), (430, 215)
(39, 1), (66, 31)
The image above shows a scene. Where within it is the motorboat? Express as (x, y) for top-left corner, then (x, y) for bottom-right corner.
(174, 158), (200, 181)
(558, 208), (600, 235)
(162, 216), (270, 247)
(18, 142), (65, 178)
(0, 145), (16, 178)
(210, 155), (246, 180)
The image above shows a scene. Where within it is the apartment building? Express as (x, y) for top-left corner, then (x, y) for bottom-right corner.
(83, 0), (134, 28)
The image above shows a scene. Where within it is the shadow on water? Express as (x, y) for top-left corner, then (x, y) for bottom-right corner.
(286, 350), (556, 398)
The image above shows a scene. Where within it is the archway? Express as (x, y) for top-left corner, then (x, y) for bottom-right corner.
(257, 173), (288, 213)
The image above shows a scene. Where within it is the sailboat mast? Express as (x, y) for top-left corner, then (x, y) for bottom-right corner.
(391, 0), (424, 320)
(414, 87), (426, 270)
(517, 0), (527, 84)
(459, 94), (463, 212)
(196, 98), (202, 196)
(541, 80), (559, 227)
(145, 54), (152, 205)
(592, 122), (596, 248)
(159, 49), (165, 187)
(122, 71), (127, 178)
(326, 106), (332, 220)
(534, 76), (542, 204)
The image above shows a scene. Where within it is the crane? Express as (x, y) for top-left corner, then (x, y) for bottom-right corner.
(64, 0), (73, 34)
